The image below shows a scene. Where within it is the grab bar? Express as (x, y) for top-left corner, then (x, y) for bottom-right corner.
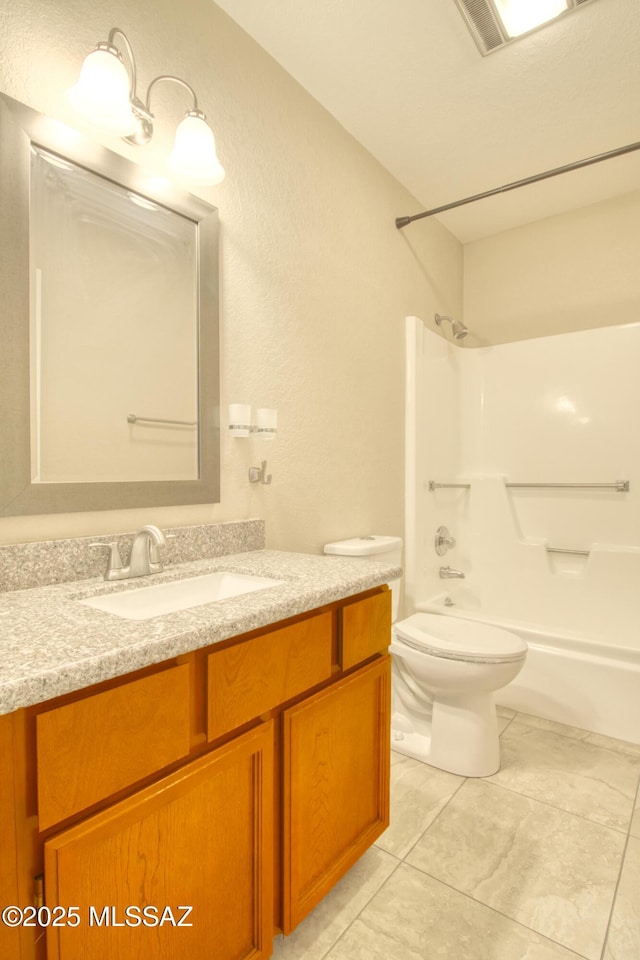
(127, 413), (197, 427)
(546, 546), (590, 556)
(428, 480), (629, 492)
(428, 481), (471, 490)
(507, 481), (630, 492)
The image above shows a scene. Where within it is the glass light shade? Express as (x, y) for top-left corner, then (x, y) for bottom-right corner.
(493, 0), (569, 37)
(68, 48), (137, 136)
(167, 113), (226, 186)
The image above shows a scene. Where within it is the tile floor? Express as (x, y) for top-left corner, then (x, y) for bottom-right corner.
(271, 708), (640, 960)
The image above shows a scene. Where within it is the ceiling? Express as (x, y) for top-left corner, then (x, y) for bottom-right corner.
(214, 0), (640, 242)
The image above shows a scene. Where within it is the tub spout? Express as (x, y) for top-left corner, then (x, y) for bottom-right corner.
(439, 565), (465, 579)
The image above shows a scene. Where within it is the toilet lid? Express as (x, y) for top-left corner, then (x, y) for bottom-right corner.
(393, 612), (527, 663)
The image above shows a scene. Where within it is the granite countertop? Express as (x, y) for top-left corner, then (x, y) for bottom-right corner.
(0, 549), (401, 716)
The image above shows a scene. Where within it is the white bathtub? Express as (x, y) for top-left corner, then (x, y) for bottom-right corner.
(416, 591), (640, 745)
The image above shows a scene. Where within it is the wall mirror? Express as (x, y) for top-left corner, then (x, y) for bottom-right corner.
(0, 92), (220, 516)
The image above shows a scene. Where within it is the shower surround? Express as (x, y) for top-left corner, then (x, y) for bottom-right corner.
(404, 316), (640, 743)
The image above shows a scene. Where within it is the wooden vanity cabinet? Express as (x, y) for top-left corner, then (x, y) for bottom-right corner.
(2, 586), (391, 960)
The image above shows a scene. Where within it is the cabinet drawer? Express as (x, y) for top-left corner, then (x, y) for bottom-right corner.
(340, 589), (391, 670)
(37, 663), (191, 829)
(208, 612), (333, 740)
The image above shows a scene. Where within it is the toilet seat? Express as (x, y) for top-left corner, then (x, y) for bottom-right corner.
(393, 613), (527, 664)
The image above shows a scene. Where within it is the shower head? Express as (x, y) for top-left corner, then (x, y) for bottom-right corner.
(435, 313), (468, 341)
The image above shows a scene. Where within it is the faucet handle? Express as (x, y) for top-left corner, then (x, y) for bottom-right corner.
(435, 526), (456, 556)
(159, 532), (176, 560)
(90, 542), (124, 579)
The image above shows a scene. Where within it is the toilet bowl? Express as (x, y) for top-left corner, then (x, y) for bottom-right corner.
(391, 613), (527, 777)
(323, 536), (526, 778)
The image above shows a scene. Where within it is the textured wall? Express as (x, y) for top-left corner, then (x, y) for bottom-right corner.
(0, 0), (462, 549)
(464, 189), (640, 344)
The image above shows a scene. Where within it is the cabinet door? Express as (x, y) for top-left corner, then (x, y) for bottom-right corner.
(44, 722), (274, 960)
(282, 656), (390, 933)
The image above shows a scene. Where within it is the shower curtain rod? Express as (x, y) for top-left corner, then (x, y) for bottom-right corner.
(395, 139), (640, 229)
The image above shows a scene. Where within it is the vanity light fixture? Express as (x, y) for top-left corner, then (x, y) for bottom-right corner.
(228, 405), (277, 440)
(69, 27), (225, 185)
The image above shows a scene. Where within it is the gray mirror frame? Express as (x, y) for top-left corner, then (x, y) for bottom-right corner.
(0, 93), (220, 516)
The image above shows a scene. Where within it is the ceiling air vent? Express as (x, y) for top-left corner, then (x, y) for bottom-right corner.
(454, 0), (598, 56)
(454, 0), (507, 54)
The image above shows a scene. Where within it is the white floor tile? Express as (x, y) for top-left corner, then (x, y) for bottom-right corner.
(324, 864), (584, 960)
(489, 721), (640, 830)
(376, 752), (464, 859)
(603, 836), (640, 960)
(406, 778), (625, 960)
(271, 846), (398, 960)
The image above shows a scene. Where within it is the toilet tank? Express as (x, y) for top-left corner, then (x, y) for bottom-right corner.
(323, 536), (402, 621)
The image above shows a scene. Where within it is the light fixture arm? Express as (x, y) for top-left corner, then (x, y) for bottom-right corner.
(126, 74), (204, 145)
(145, 75), (201, 115)
(99, 31), (202, 121)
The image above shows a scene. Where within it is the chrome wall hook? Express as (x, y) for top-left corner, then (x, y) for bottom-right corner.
(249, 460), (272, 485)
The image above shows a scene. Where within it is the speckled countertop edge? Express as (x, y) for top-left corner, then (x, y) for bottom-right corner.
(0, 550), (401, 716)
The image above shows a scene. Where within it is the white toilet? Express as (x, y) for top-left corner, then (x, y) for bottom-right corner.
(323, 535), (527, 778)
(391, 613), (527, 777)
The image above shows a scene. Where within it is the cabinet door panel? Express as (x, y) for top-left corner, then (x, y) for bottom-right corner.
(44, 722), (274, 960)
(282, 656), (390, 932)
(37, 663), (191, 829)
(340, 590), (390, 670)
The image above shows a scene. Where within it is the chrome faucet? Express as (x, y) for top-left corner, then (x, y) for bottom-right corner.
(91, 524), (168, 581)
(439, 565), (465, 580)
(128, 525), (168, 577)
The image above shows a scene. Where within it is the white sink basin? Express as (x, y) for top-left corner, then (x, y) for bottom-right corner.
(79, 571), (284, 621)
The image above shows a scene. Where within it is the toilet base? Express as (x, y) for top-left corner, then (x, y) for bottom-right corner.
(391, 694), (501, 777)
(391, 726), (433, 765)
